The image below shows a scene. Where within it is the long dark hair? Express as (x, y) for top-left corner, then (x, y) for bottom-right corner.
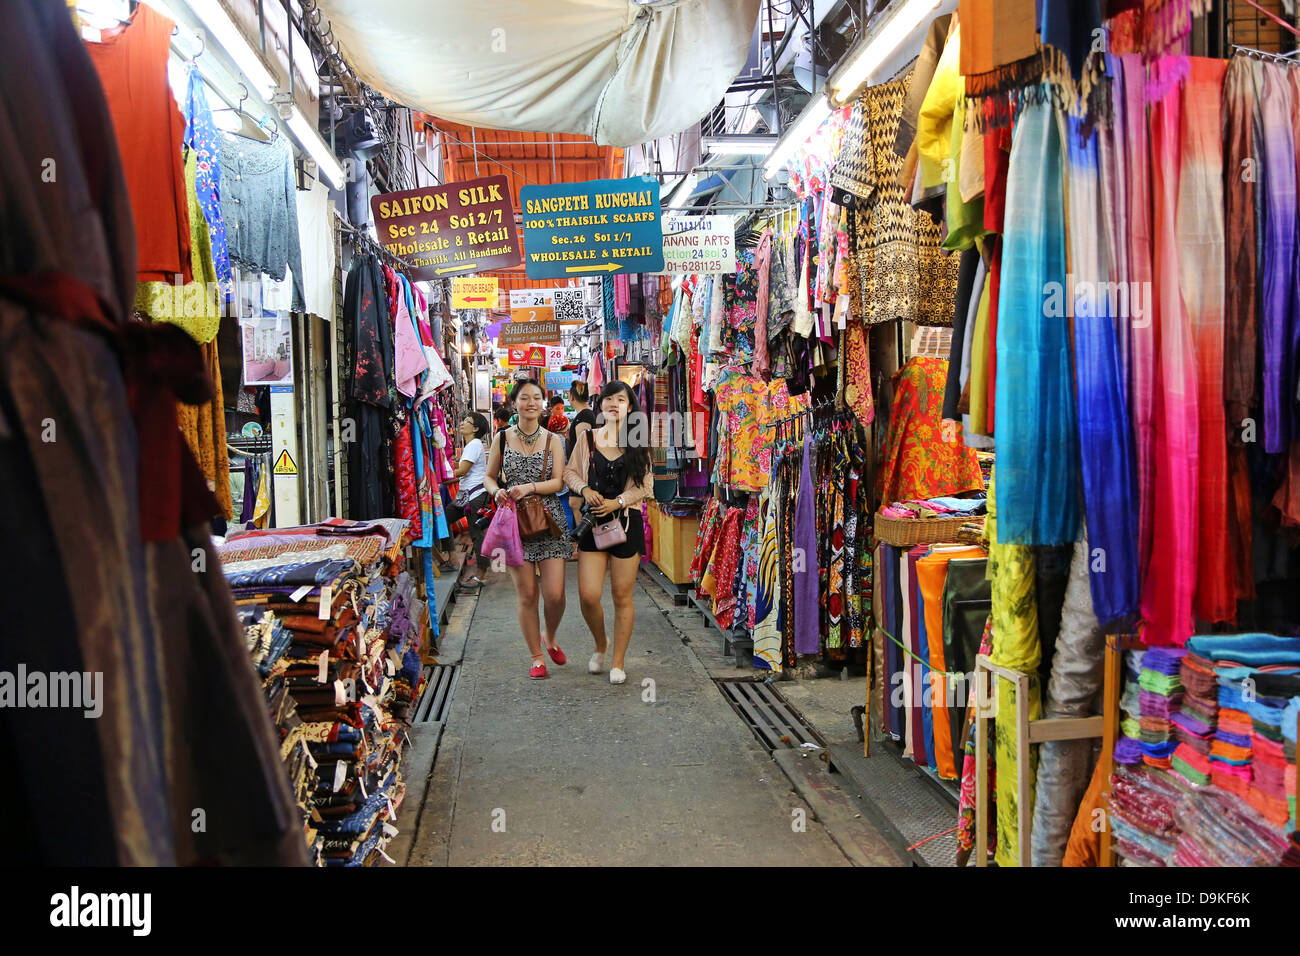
(595, 380), (651, 485)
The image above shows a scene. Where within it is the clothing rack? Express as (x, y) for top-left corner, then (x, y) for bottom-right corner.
(340, 223), (420, 274)
(1229, 43), (1300, 64)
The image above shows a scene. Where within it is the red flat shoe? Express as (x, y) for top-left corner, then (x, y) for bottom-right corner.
(529, 661), (548, 679)
(544, 639), (567, 666)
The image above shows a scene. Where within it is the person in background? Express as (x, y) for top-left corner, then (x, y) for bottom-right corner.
(444, 412), (492, 591)
(563, 380), (653, 685)
(565, 380), (596, 521)
(493, 403), (512, 434)
(546, 394), (569, 437)
(483, 379), (570, 679)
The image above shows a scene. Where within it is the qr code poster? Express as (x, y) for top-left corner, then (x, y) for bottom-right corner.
(552, 289), (586, 324)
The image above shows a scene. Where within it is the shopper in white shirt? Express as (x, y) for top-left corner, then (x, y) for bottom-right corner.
(446, 412), (492, 589)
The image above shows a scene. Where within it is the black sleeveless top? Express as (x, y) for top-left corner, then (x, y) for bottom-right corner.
(565, 407), (597, 459)
(587, 434), (628, 500)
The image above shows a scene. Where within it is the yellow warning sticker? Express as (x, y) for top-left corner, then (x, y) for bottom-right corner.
(273, 449), (297, 475)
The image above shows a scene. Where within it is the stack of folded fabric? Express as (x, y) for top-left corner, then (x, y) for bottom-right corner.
(1173, 786), (1291, 866)
(1210, 676), (1256, 800)
(221, 519), (427, 866)
(1107, 765), (1181, 866)
(1238, 670), (1300, 827)
(1169, 649), (1219, 787)
(1285, 696), (1300, 828)
(1137, 648), (1185, 769)
(1113, 650), (1146, 767)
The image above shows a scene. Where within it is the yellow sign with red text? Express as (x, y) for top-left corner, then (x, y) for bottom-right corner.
(452, 276), (498, 309)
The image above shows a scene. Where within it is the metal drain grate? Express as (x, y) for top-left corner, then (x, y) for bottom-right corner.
(715, 679), (828, 751)
(414, 664), (458, 723)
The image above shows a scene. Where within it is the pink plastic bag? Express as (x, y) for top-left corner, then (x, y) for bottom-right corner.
(481, 500), (524, 568)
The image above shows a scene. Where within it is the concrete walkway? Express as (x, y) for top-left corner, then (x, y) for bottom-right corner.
(408, 563), (851, 866)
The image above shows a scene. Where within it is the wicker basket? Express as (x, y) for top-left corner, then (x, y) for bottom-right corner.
(873, 512), (974, 547)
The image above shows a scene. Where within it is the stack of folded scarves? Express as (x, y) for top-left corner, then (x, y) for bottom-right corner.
(1170, 650), (1219, 787)
(1173, 785), (1291, 866)
(1211, 675), (1256, 800)
(222, 520), (423, 866)
(1235, 669), (1300, 827)
(1107, 766), (1181, 866)
(1137, 648), (1185, 769)
(1114, 650), (1146, 766)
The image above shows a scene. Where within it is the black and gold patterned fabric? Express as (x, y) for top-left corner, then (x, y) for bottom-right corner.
(844, 68), (960, 327)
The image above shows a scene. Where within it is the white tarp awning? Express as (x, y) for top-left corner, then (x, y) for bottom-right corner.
(315, 0), (761, 147)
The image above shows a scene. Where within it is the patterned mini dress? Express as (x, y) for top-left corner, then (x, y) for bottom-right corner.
(502, 437), (571, 563)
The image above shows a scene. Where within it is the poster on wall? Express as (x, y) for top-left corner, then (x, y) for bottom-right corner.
(659, 213), (735, 274)
(474, 369), (490, 411)
(241, 316), (293, 385)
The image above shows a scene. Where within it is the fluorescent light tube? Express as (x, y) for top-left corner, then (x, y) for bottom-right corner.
(186, 0), (278, 97)
(702, 135), (778, 155)
(762, 96), (831, 181)
(832, 0), (941, 104)
(286, 104), (346, 189)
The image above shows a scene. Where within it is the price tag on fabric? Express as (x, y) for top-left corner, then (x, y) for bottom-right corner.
(358, 774), (368, 799)
(387, 797), (398, 822)
(290, 585), (312, 602)
(382, 822), (399, 838)
(377, 847), (397, 865)
(332, 760), (347, 793)
(333, 679), (346, 707)
(316, 650), (329, 684)
(318, 584), (333, 620)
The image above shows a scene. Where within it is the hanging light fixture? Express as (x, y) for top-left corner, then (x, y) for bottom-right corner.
(831, 0), (945, 105)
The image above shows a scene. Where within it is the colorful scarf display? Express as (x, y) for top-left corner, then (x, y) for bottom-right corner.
(993, 90), (1079, 546)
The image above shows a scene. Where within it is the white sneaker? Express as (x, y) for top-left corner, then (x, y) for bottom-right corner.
(588, 652), (606, 674)
(609, 667), (626, 685)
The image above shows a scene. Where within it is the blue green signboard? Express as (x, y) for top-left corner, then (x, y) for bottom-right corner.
(520, 176), (663, 279)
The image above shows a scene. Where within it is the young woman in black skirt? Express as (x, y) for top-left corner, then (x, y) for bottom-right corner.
(563, 380), (653, 685)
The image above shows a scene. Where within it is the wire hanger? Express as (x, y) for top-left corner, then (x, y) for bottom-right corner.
(214, 82), (275, 143)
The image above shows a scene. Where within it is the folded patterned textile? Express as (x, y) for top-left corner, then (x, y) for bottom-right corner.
(1171, 756), (1211, 787)
(1111, 814), (1176, 865)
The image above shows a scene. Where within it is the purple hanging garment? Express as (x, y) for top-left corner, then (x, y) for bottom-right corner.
(793, 433), (820, 655)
